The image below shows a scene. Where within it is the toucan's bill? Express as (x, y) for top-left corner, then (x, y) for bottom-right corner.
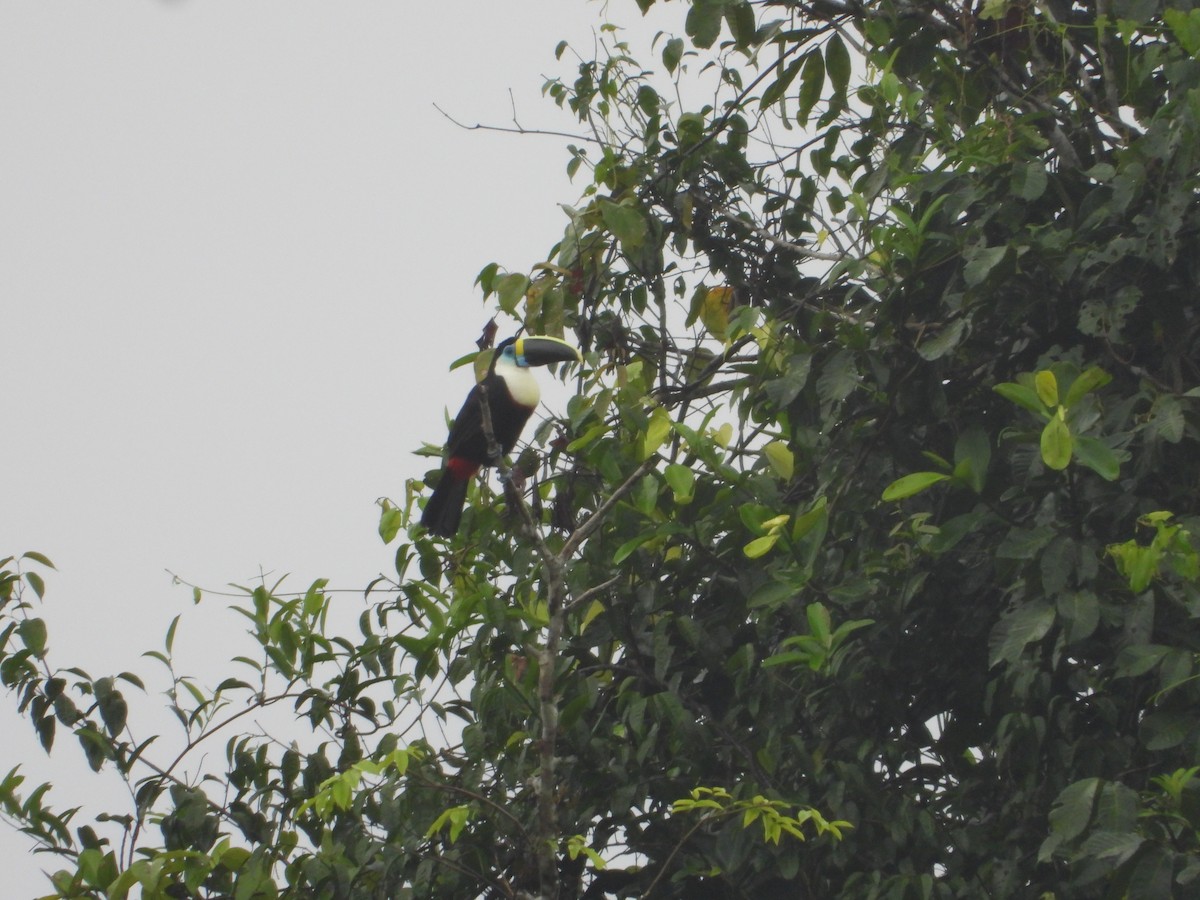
(508, 335), (583, 367)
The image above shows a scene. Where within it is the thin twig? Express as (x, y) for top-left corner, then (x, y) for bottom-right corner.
(562, 458), (656, 559)
(566, 573), (623, 614)
(432, 102), (603, 146)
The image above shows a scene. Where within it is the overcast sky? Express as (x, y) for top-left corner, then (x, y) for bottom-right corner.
(0, 2), (682, 890)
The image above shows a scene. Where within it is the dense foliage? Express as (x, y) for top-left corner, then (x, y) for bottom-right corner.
(5, 1), (1200, 897)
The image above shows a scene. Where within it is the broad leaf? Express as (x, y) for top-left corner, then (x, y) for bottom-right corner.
(882, 471), (950, 501)
(1040, 414), (1072, 470)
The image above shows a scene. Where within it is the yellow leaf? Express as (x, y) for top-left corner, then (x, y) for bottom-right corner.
(700, 286), (735, 339)
(1035, 370), (1059, 408)
(763, 441), (795, 479)
(579, 600), (606, 633)
(641, 406), (672, 460)
(744, 534), (779, 558)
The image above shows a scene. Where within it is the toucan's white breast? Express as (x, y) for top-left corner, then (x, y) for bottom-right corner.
(496, 359), (540, 408)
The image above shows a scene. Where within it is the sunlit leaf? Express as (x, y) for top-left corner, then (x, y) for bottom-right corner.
(641, 406), (671, 460)
(763, 441), (794, 480)
(744, 534), (780, 559)
(1035, 370), (1059, 408)
(882, 471), (950, 501)
(699, 285), (734, 339)
(1040, 413), (1072, 470)
(664, 463), (695, 503)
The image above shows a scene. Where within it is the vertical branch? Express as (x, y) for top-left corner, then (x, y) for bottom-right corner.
(477, 377), (560, 898)
(501, 457), (652, 900)
(535, 555), (566, 900)
(477, 365), (653, 898)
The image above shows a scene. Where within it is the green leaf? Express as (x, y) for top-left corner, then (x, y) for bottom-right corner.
(806, 602), (832, 644)
(379, 506), (404, 544)
(663, 463), (695, 503)
(993, 382), (1048, 416)
(1165, 7), (1200, 56)
(748, 580), (800, 611)
(916, 318), (965, 361)
(1140, 711), (1189, 751)
(724, 1), (756, 49)
(1042, 778), (1100, 859)
(1149, 395), (1185, 444)
(963, 244), (1007, 287)
(744, 534), (779, 559)
(1127, 846), (1176, 900)
(928, 507), (989, 554)
(614, 534), (654, 564)
(761, 57), (803, 109)
(662, 36), (684, 73)
(1063, 366), (1111, 407)
(953, 426), (990, 493)
(882, 471), (950, 501)
(24, 571), (45, 600)
(816, 348), (858, 405)
(797, 50), (825, 124)
(825, 34), (850, 95)
(1011, 162), (1048, 200)
(20, 551), (55, 569)
(1057, 591), (1100, 644)
(989, 599), (1055, 667)
(599, 199), (648, 252)
(685, 0), (724, 49)
(764, 354), (811, 406)
(94, 678), (128, 737)
(18, 618), (47, 656)
(1108, 539), (1160, 593)
(641, 406), (671, 460)
(1040, 413), (1073, 470)
(494, 273), (530, 316)
(628, 85), (656, 117)
(1073, 435), (1120, 481)
(978, 0), (1011, 19)
(791, 497), (828, 542)
(426, 805), (471, 843)
(763, 441), (794, 479)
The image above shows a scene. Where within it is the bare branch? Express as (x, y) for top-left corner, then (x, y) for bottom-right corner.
(562, 458), (657, 559)
(432, 102), (603, 146)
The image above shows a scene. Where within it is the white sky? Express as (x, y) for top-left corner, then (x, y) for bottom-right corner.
(0, 1), (684, 891)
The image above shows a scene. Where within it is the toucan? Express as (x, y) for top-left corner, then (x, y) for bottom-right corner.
(421, 334), (582, 537)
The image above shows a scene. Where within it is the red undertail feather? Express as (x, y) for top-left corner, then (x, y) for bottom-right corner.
(446, 456), (480, 481)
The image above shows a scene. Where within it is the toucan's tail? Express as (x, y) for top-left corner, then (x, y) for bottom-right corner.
(421, 473), (470, 537)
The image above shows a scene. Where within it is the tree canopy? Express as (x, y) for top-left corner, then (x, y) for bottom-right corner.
(5, 1), (1200, 897)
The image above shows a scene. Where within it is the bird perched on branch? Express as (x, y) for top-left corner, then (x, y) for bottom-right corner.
(421, 334), (581, 537)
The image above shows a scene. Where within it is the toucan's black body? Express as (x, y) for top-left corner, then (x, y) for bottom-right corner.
(421, 336), (580, 537)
